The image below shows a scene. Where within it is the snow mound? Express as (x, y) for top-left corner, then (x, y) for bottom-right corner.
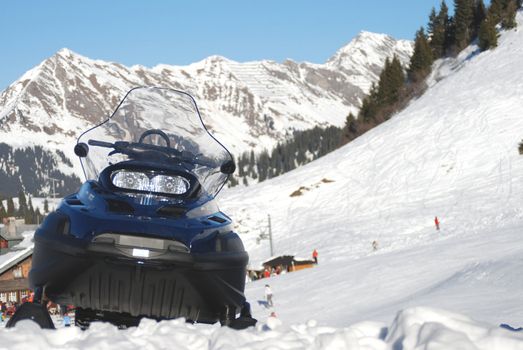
(2, 307), (521, 349)
(387, 307), (523, 350)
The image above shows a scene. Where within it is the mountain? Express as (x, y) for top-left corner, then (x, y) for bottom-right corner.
(0, 33), (412, 197)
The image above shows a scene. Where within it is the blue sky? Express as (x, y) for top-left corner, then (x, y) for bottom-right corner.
(0, 1), (455, 90)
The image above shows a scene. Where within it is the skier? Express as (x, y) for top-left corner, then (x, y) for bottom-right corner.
(264, 284), (273, 307)
(312, 249), (318, 264)
(434, 216), (440, 231)
(372, 240), (378, 251)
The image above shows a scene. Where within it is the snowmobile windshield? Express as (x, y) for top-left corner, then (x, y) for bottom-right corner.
(76, 87), (234, 197)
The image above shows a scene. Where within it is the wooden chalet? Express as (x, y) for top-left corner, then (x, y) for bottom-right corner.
(259, 254), (316, 274)
(0, 247), (33, 304)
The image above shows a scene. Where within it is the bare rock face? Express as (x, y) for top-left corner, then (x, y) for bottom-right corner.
(0, 33), (412, 196)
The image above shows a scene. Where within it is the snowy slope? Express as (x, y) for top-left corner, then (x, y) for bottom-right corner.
(218, 9), (523, 334)
(222, 18), (523, 268)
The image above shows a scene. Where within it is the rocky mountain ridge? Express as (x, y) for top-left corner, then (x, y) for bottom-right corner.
(0, 32), (413, 196)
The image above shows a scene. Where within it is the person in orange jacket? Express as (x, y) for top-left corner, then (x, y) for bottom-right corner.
(312, 249), (318, 264)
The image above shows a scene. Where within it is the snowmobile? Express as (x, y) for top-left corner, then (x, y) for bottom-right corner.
(7, 87), (257, 330)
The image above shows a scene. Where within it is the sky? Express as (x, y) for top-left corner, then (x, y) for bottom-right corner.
(0, 1), (456, 90)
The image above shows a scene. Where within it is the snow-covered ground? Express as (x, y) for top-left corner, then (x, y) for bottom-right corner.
(1, 11), (523, 350)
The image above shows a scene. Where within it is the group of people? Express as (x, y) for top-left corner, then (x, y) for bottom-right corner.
(0, 300), (72, 326)
(0, 300), (19, 321)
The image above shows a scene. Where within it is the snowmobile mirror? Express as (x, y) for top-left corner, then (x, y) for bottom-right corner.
(220, 160), (236, 174)
(74, 143), (89, 158)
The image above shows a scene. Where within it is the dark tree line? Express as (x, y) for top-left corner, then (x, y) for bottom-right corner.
(0, 191), (47, 224)
(0, 143), (81, 197)
(231, 126), (343, 186)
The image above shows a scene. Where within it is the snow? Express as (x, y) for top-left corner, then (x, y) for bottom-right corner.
(0, 307), (521, 349)
(1, 11), (523, 350)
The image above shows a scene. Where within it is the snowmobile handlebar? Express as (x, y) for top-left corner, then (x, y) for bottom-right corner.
(88, 139), (218, 170)
(88, 139), (115, 148)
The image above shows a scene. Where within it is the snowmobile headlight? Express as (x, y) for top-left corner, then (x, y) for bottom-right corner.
(149, 174), (190, 195)
(112, 170), (149, 191)
(111, 170), (190, 195)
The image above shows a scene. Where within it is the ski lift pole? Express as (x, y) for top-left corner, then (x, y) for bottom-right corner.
(256, 214), (274, 258)
(45, 172), (60, 211)
(268, 214), (274, 257)
(46, 172), (59, 199)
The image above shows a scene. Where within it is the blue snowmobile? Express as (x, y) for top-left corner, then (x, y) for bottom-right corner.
(7, 87), (256, 329)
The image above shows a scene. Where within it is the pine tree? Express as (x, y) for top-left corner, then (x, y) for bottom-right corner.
(0, 196), (5, 219)
(502, 0), (518, 29)
(248, 150), (255, 177)
(445, 15), (456, 54)
(408, 28), (434, 83)
(472, 0), (488, 38)
(489, 0), (504, 24)
(377, 56), (405, 108)
(257, 151), (270, 182)
(430, 1), (450, 58)
(25, 205), (33, 224)
(479, 14), (499, 50)
(377, 58), (392, 106)
(237, 153), (246, 177)
(428, 7), (438, 37)
(453, 0), (475, 53)
(359, 84), (380, 123)
(388, 56), (406, 104)
(18, 190), (27, 217)
(26, 197), (35, 224)
(343, 113), (359, 142)
(34, 208), (42, 225)
(7, 198), (15, 217)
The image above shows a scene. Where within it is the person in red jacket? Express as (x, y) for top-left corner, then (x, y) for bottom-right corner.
(312, 249), (318, 264)
(435, 216), (440, 231)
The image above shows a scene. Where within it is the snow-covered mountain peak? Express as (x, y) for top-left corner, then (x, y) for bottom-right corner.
(201, 54), (233, 64)
(354, 30), (390, 42)
(55, 47), (80, 59)
(327, 30), (413, 72)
